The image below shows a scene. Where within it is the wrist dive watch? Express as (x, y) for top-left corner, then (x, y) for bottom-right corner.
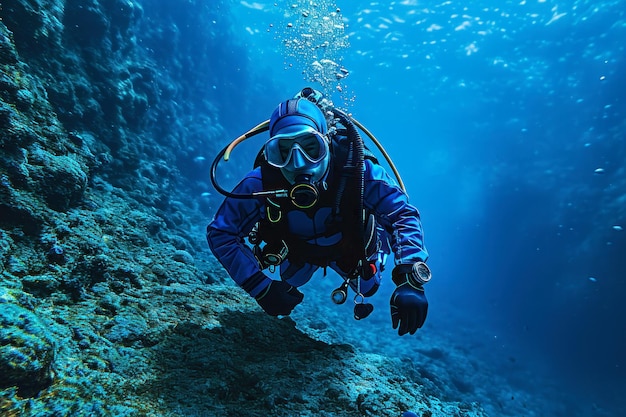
(392, 261), (432, 288)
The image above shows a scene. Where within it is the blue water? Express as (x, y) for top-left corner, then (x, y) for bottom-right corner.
(206, 1), (624, 415)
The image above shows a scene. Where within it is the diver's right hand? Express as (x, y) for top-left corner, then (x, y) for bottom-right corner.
(255, 281), (303, 316)
(390, 284), (428, 336)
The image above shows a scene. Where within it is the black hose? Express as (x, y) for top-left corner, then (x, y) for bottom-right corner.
(210, 145), (256, 200)
(209, 121), (270, 200)
(332, 109), (367, 260)
(332, 137), (351, 216)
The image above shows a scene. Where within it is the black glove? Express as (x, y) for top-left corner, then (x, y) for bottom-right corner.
(390, 284), (428, 336)
(255, 281), (304, 316)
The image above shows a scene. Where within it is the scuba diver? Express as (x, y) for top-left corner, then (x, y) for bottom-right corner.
(207, 87), (431, 336)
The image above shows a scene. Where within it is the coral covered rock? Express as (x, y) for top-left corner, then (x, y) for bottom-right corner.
(0, 302), (56, 397)
(28, 149), (88, 211)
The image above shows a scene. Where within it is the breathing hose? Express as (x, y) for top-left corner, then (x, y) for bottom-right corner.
(331, 108), (368, 266)
(210, 108), (406, 199)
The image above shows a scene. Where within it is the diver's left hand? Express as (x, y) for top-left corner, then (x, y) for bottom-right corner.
(255, 280), (303, 316)
(390, 284), (428, 336)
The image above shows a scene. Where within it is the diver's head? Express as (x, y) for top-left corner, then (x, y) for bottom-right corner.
(265, 98), (330, 185)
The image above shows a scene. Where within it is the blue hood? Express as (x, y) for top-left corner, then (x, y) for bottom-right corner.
(269, 98), (328, 137)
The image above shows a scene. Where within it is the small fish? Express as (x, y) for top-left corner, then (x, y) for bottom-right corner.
(613, 225), (623, 231)
(588, 277), (597, 282)
(594, 168), (605, 175)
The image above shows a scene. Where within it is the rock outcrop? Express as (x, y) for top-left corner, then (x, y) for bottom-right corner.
(0, 1), (487, 416)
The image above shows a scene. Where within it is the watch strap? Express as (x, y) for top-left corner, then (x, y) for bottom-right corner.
(392, 262), (430, 288)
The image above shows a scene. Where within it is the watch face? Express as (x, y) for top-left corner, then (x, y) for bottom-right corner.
(415, 262), (431, 282)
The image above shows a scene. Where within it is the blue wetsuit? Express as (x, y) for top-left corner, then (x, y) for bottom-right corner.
(207, 159), (428, 298)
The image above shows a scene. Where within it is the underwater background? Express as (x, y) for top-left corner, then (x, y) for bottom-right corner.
(0, 0), (624, 416)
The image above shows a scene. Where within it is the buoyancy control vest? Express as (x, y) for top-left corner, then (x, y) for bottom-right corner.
(250, 124), (380, 275)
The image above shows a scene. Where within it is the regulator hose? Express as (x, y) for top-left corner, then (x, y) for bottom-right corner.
(331, 108), (367, 263)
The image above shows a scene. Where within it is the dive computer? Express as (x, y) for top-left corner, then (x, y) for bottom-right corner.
(392, 261), (432, 288)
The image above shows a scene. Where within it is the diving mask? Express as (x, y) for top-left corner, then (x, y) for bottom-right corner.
(264, 128), (329, 169)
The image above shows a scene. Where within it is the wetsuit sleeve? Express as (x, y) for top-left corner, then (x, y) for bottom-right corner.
(363, 160), (429, 265)
(206, 168), (271, 297)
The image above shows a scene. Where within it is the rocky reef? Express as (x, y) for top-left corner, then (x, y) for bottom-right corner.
(0, 1), (487, 416)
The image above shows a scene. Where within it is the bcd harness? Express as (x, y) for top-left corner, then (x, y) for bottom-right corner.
(250, 114), (380, 280)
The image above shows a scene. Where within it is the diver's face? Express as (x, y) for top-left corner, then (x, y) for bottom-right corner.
(264, 127), (330, 184)
(280, 149), (329, 184)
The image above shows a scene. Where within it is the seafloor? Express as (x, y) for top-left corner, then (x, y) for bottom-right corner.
(1, 1), (489, 416)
